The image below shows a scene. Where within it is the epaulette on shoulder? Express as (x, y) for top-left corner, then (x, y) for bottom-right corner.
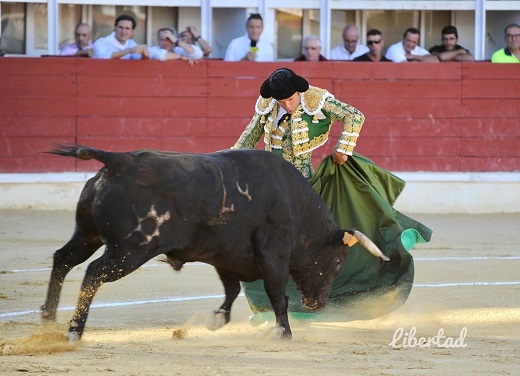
(255, 96), (276, 115)
(301, 86), (335, 115)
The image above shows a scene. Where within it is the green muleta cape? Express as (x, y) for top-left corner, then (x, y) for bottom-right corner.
(242, 153), (433, 325)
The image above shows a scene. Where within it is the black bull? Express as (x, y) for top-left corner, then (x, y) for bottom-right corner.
(41, 146), (389, 341)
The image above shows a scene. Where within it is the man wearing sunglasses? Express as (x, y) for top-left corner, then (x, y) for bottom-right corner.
(353, 29), (391, 62)
(330, 24), (369, 60)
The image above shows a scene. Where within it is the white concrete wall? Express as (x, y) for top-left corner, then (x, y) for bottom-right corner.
(1, 172), (519, 213)
(392, 172), (520, 214)
(0, 173), (94, 210)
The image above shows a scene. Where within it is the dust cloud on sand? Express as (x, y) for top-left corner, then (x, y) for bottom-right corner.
(1, 321), (78, 355)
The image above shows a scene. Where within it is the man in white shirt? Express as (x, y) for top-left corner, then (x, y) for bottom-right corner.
(330, 24), (369, 60)
(148, 27), (201, 62)
(93, 14), (149, 60)
(224, 13), (274, 62)
(385, 27), (439, 63)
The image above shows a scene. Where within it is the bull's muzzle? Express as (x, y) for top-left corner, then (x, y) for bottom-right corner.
(302, 297), (325, 311)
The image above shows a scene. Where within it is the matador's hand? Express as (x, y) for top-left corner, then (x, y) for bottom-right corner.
(332, 151), (348, 165)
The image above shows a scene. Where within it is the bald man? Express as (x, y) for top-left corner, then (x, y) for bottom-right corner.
(330, 24), (369, 60)
(60, 23), (93, 57)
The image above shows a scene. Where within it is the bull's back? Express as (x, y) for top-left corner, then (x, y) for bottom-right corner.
(73, 148), (336, 256)
(145, 149), (335, 234)
(209, 150), (336, 233)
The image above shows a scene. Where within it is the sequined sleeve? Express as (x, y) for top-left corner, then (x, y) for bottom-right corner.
(322, 97), (365, 156)
(232, 114), (265, 149)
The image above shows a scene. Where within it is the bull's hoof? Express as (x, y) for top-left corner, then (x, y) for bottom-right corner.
(171, 260), (184, 271)
(264, 326), (292, 340)
(67, 321), (83, 343)
(67, 330), (81, 343)
(40, 305), (56, 322)
(205, 309), (227, 331)
(161, 257), (185, 271)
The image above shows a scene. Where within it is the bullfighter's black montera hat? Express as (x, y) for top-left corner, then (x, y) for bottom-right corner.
(260, 68), (309, 100)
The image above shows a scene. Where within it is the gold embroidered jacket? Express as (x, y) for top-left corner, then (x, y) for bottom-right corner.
(232, 86), (365, 179)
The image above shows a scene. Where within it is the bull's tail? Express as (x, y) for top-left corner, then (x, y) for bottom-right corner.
(343, 229), (390, 261)
(47, 145), (131, 170)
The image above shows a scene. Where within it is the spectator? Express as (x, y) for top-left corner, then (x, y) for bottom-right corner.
(224, 13), (274, 61)
(148, 27), (199, 62)
(353, 29), (391, 62)
(429, 25), (474, 61)
(176, 30), (204, 59)
(330, 24), (369, 60)
(183, 26), (212, 57)
(491, 23), (520, 63)
(60, 23), (94, 57)
(93, 14), (149, 60)
(385, 27), (439, 62)
(294, 35), (328, 61)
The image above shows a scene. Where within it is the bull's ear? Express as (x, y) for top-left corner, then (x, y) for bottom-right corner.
(342, 231), (358, 247)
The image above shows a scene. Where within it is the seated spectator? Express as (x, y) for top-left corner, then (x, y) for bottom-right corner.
(385, 27), (439, 62)
(353, 29), (391, 62)
(429, 26), (474, 61)
(294, 35), (328, 61)
(491, 23), (520, 63)
(182, 26), (212, 57)
(330, 24), (369, 60)
(149, 27), (199, 62)
(93, 14), (149, 60)
(224, 13), (274, 61)
(60, 23), (93, 57)
(176, 31), (204, 59)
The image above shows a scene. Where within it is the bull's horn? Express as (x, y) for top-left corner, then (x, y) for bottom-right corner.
(343, 230), (390, 261)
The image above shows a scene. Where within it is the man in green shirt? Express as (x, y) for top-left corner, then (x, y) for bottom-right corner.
(491, 23), (520, 63)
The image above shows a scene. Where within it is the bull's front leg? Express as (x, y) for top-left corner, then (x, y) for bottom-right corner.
(262, 263), (292, 339)
(205, 268), (241, 331)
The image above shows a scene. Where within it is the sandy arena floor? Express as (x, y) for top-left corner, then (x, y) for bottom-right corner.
(1, 210), (519, 375)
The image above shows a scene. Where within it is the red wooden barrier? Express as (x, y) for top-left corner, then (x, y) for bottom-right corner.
(0, 58), (519, 173)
